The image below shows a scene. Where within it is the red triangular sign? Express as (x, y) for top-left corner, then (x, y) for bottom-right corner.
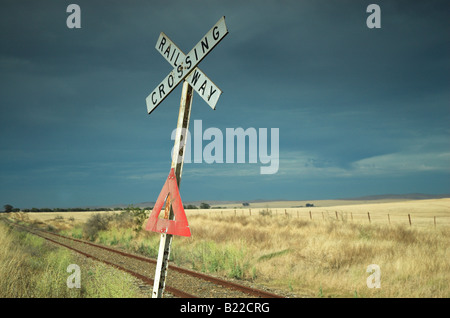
(145, 168), (191, 237)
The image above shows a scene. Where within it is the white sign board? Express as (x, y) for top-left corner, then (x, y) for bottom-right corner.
(146, 16), (228, 114)
(155, 33), (222, 110)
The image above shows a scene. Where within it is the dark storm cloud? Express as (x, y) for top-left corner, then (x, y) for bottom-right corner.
(0, 0), (449, 207)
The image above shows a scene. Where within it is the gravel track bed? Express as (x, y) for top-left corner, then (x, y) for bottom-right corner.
(36, 230), (258, 298)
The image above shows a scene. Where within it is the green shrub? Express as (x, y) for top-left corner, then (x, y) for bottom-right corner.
(83, 214), (112, 241)
(259, 208), (272, 217)
(116, 206), (148, 232)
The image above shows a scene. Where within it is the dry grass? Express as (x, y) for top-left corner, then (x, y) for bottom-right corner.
(188, 198), (450, 228)
(8, 198), (450, 298)
(24, 211), (119, 224)
(176, 214), (450, 297)
(0, 219), (148, 298)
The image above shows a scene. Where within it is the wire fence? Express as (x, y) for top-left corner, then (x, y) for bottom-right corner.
(185, 207), (450, 228)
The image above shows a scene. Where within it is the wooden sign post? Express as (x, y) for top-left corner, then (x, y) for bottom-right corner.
(144, 17), (228, 298)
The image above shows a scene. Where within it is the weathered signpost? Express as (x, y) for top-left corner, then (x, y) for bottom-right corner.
(144, 17), (228, 298)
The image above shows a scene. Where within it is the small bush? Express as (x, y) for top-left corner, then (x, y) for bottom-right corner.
(200, 203), (211, 209)
(117, 206), (148, 232)
(83, 214), (112, 241)
(259, 208), (272, 217)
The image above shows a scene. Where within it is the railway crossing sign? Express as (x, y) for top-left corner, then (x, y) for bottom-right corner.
(155, 32), (222, 110)
(146, 16), (228, 114)
(144, 17), (228, 298)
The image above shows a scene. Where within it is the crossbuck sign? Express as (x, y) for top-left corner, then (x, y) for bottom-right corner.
(146, 16), (228, 113)
(144, 17), (228, 298)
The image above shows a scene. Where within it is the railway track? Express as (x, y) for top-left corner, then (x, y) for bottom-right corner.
(2, 218), (284, 299)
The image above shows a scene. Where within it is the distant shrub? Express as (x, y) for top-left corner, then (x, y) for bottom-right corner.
(200, 203), (211, 209)
(116, 205), (148, 232)
(83, 214), (112, 241)
(259, 208), (272, 217)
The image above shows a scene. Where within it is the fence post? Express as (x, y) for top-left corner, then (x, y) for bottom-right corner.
(367, 212), (371, 224)
(335, 211), (338, 220)
(309, 211), (312, 220)
(408, 214), (411, 226)
(434, 216), (436, 228)
(388, 214), (391, 225)
(351, 212), (353, 222)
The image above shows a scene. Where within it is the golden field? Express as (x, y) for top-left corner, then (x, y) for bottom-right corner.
(188, 198), (450, 227)
(24, 198), (450, 227)
(7, 198), (450, 297)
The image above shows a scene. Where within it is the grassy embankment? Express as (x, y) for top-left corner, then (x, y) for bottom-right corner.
(0, 218), (147, 298)
(7, 198), (450, 298)
(45, 205), (450, 298)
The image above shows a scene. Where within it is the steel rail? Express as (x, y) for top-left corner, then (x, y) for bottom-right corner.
(3, 218), (284, 298)
(2, 219), (194, 298)
(50, 231), (284, 297)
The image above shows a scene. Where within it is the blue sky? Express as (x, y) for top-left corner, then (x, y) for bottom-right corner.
(1, 0), (449, 209)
